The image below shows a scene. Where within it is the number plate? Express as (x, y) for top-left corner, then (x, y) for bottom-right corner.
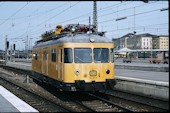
(89, 70), (97, 76)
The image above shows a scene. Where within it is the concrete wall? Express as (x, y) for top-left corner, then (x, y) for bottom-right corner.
(115, 64), (169, 72)
(115, 76), (169, 101)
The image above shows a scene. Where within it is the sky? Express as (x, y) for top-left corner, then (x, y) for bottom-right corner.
(0, 1), (169, 51)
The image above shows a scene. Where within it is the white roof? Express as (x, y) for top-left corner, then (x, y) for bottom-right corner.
(115, 47), (134, 53)
(115, 48), (169, 53)
(135, 49), (169, 52)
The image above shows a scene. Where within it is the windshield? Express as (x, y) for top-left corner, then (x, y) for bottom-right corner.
(74, 48), (92, 63)
(94, 48), (109, 63)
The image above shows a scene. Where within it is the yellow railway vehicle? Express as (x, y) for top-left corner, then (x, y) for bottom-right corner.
(32, 24), (116, 91)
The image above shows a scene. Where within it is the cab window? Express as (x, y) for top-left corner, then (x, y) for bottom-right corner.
(94, 48), (109, 63)
(74, 48), (92, 63)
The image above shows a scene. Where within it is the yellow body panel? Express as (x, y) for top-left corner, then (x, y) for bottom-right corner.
(63, 63), (114, 83)
(32, 43), (114, 83)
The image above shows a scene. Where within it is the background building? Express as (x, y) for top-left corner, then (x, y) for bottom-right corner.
(112, 38), (120, 51)
(112, 33), (169, 58)
(0, 50), (5, 60)
(152, 36), (159, 49)
(127, 33), (157, 50)
(159, 35), (169, 49)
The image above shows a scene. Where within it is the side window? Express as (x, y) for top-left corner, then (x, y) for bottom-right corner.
(110, 48), (114, 62)
(35, 52), (38, 60)
(51, 49), (56, 62)
(60, 49), (62, 62)
(64, 48), (72, 63)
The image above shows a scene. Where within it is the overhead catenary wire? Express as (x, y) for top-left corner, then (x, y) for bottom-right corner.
(98, 7), (165, 24)
(51, 1), (159, 28)
(26, 1), (157, 36)
(0, 2), (121, 21)
(24, 2), (124, 33)
(30, 2), (46, 16)
(34, 2), (80, 28)
(0, 1), (147, 38)
(19, 2), (80, 38)
(0, 1), (168, 44)
(10, 5), (168, 41)
(0, 2), (30, 26)
(107, 23), (168, 32)
(46, 2), (129, 26)
(0, 2), (69, 20)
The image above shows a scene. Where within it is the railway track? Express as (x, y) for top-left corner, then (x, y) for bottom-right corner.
(35, 80), (130, 112)
(0, 66), (134, 112)
(0, 66), (169, 112)
(87, 93), (134, 112)
(96, 90), (169, 112)
(0, 71), (75, 112)
(0, 67), (135, 112)
(0, 67), (128, 112)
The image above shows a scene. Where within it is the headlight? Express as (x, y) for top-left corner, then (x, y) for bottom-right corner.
(71, 27), (76, 32)
(75, 70), (80, 75)
(89, 38), (95, 42)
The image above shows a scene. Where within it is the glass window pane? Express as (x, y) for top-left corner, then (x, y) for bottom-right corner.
(35, 52), (38, 60)
(51, 49), (56, 62)
(94, 48), (109, 63)
(74, 48), (92, 63)
(64, 48), (72, 63)
(110, 48), (114, 62)
(60, 49), (62, 62)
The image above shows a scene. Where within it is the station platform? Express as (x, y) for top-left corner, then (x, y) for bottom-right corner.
(114, 60), (169, 72)
(4, 61), (169, 82)
(4, 60), (169, 72)
(115, 68), (169, 82)
(0, 85), (38, 112)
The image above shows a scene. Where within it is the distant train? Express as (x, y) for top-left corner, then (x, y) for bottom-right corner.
(32, 24), (116, 91)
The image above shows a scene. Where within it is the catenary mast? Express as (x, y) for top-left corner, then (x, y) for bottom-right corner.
(93, 1), (98, 32)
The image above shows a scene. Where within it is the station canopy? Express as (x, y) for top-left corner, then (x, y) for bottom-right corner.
(115, 47), (134, 53)
(115, 48), (169, 53)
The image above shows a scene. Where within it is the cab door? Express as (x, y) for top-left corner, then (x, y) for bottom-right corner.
(42, 48), (48, 75)
(58, 48), (63, 81)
